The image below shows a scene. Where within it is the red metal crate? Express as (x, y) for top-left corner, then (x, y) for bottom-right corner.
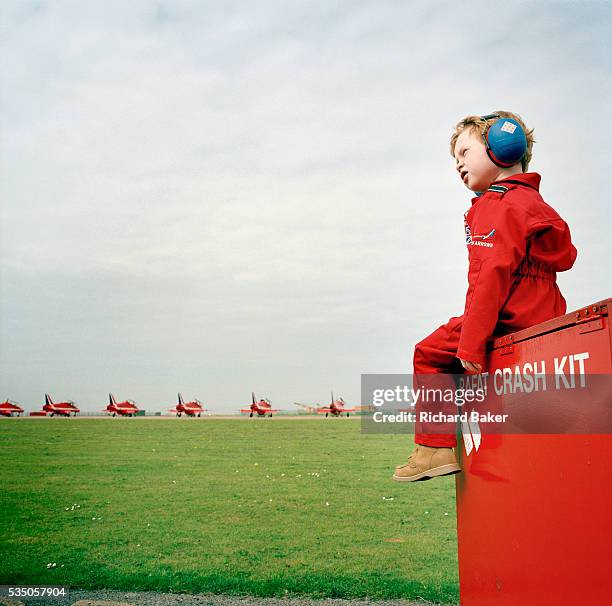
(456, 298), (612, 605)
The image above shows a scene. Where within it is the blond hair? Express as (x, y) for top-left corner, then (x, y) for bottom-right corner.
(450, 111), (535, 172)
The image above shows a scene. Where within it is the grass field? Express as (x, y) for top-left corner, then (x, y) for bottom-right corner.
(0, 418), (459, 603)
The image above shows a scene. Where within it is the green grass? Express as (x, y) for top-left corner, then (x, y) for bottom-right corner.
(0, 418), (458, 602)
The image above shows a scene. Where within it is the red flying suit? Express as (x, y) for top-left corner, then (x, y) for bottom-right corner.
(413, 172), (577, 448)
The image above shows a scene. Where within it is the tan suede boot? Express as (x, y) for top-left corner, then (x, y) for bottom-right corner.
(392, 445), (461, 482)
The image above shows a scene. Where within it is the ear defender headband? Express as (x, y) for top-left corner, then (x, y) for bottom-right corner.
(480, 113), (528, 168)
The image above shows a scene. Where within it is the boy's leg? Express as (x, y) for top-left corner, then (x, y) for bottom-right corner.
(393, 316), (464, 482)
(413, 315), (464, 448)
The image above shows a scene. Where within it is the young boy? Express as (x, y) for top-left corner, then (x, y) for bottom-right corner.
(393, 111), (577, 482)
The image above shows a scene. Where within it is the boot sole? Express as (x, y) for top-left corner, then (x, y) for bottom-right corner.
(392, 463), (461, 482)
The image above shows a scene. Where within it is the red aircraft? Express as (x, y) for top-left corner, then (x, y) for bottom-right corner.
(104, 393), (140, 417)
(169, 392), (207, 417)
(0, 399), (24, 417)
(42, 393), (80, 417)
(240, 392), (279, 417)
(317, 392), (356, 417)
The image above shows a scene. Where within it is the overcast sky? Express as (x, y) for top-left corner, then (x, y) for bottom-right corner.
(1, 0), (611, 413)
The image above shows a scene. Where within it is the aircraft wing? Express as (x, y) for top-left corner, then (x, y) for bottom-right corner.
(317, 408), (332, 414)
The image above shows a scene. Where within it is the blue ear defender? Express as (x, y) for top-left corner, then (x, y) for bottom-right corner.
(480, 113), (528, 168)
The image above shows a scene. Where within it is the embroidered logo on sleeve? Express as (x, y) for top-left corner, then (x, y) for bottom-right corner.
(465, 222), (495, 248)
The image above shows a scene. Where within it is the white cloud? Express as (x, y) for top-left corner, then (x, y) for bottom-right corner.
(1, 1), (610, 411)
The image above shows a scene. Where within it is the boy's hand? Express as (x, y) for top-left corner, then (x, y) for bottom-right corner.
(459, 358), (482, 373)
